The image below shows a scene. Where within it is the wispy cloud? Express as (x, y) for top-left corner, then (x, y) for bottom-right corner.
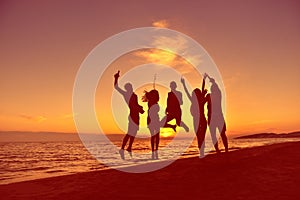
(19, 114), (47, 123)
(135, 49), (177, 65)
(135, 26), (202, 75)
(152, 19), (169, 28)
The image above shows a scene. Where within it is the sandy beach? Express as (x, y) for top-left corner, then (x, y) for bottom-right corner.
(1, 141), (299, 200)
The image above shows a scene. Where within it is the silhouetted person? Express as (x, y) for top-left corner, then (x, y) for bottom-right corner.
(142, 89), (176, 160)
(114, 70), (144, 159)
(205, 74), (228, 153)
(181, 77), (209, 157)
(164, 81), (189, 132)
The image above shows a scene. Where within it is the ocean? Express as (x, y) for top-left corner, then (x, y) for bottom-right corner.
(1, 135), (299, 185)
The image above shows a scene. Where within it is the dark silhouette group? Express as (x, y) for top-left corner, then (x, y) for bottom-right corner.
(114, 71), (228, 159)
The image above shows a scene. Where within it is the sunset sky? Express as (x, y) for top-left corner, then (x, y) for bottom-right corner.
(1, 0), (299, 135)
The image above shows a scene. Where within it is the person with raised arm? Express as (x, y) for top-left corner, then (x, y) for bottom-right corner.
(113, 70), (144, 159)
(181, 76), (209, 157)
(205, 73), (228, 153)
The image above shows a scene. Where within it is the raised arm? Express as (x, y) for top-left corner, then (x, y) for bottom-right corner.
(114, 70), (126, 96)
(201, 76), (206, 92)
(201, 73), (209, 97)
(206, 93), (211, 125)
(180, 77), (192, 102)
(178, 92), (183, 105)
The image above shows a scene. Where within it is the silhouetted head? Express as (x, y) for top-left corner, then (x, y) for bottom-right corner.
(170, 81), (177, 90)
(192, 88), (201, 101)
(142, 89), (159, 107)
(209, 77), (215, 84)
(124, 83), (133, 93)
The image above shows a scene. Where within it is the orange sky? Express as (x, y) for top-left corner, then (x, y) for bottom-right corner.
(0, 0), (299, 135)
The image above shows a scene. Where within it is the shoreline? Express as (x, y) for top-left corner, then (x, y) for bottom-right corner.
(1, 141), (299, 199)
(0, 141), (278, 185)
(1, 138), (296, 185)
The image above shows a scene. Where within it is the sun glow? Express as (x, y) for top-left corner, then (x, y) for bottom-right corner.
(160, 128), (175, 138)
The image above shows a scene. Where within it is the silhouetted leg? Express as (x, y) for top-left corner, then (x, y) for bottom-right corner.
(163, 114), (173, 127)
(154, 133), (159, 159)
(199, 140), (206, 157)
(161, 115), (177, 132)
(127, 135), (135, 152)
(180, 121), (189, 132)
(119, 134), (130, 159)
(163, 114), (177, 132)
(193, 117), (200, 134)
(155, 133), (160, 150)
(220, 123), (228, 152)
(210, 125), (220, 153)
(121, 134), (130, 149)
(196, 131), (203, 152)
(198, 122), (207, 157)
(175, 113), (189, 132)
(164, 123), (177, 132)
(151, 135), (155, 152)
(196, 132), (201, 150)
(151, 135), (156, 160)
(200, 122), (207, 157)
(196, 135), (205, 156)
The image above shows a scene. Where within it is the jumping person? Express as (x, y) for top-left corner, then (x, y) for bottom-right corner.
(114, 70), (144, 159)
(164, 81), (189, 132)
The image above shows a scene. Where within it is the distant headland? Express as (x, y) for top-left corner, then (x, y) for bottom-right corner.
(235, 131), (300, 139)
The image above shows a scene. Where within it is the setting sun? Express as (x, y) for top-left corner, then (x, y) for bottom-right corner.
(160, 128), (175, 137)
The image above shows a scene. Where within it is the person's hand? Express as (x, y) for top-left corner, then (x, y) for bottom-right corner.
(180, 77), (185, 85)
(114, 70), (120, 85)
(203, 73), (208, 79)
(114, 70), (120, 79)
